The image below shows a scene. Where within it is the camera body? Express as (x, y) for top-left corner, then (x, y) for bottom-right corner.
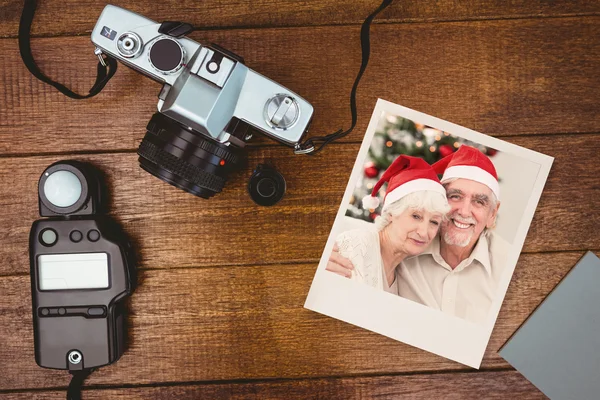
(91, 5), (314, 198)
(29, 161), (135, 370)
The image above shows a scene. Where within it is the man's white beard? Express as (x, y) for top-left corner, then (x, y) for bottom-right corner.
(443, 229), (472, 247)
(442, 214), (477, 247)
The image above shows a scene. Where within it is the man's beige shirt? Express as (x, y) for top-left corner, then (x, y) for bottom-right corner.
(391, 232), (510, 324)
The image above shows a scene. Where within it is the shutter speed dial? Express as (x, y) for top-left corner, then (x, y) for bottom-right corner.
(148, 37), (185, 75)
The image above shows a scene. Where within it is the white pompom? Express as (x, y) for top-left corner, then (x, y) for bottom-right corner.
(362, 195), (380, 210)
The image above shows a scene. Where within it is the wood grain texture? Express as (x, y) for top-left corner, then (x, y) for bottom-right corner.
(0, 370), (546, 399)
(1, 0), (598, 38)
(0, 251), (586, 390)
(1, 135), (599, 277)
(1, 17), (599, 155)
(1, 1), (598, 398)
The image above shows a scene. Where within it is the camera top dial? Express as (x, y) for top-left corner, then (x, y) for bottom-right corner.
(148, 36), (185, 75)
(264, 94), (300, 130)
(116, 32), (143, 58)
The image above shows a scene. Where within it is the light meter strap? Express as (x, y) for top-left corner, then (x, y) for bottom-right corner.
(67, 368), (94, 400)
(19, 0), (118, 99)
(295, 0), (394, 155)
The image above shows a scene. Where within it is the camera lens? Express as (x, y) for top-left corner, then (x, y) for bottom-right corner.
(137, 113), (245, 199)
(248, 165), (286, 206)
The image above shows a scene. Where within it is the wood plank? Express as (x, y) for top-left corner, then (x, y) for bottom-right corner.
(0, 370), (545, 399)
(1, 18), (599, 155)
(2, 0), (598, 38)
(0, 251), (583, 390)
(1, 135), (599, 277)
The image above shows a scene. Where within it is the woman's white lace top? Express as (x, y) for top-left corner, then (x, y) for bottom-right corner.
(335, 228), (387, 291)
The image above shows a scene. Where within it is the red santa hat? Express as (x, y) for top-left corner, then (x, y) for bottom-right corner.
(362, 155), (446, 210)
(432, 145), (500, 200)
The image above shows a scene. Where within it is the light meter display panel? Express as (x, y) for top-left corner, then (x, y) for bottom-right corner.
(38, 253), (109, 290)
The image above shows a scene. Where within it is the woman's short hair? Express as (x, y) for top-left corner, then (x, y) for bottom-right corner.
(375, 190), (450, 231)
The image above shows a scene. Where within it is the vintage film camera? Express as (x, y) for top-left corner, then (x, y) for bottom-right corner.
(91, 5), (313, 199)
(29, 161), (135, 370)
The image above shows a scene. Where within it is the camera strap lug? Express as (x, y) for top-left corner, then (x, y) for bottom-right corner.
(294, 0), (393, 155)
(94, 47), (107, 67)
(294, 142), (315, 155)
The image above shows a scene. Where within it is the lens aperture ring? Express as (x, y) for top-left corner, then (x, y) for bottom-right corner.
(138, 140), (226, 193)
(146, 120), (241, 165)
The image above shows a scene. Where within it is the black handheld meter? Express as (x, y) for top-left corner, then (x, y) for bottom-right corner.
(29, 161), (135, 373)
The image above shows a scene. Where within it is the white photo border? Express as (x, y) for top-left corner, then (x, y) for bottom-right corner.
(304, 98), (554, 368)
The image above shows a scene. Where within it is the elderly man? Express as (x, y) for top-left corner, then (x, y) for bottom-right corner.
(327, 145), (509, 324)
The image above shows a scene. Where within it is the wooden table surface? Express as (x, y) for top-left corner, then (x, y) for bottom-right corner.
(1, 1), (599, 398)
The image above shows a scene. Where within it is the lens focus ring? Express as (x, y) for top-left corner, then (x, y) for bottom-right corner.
(137, 113), (245, 199)
(138, 140), (226, 193)
(146, 120), (241, 165)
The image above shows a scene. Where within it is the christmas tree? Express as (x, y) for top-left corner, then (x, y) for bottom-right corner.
(346, 114), (498, 222)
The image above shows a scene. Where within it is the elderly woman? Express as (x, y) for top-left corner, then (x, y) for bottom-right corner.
(330, 155), (450, 292)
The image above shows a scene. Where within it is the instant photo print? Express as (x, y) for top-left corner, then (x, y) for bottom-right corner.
(305, 99), (554, 368)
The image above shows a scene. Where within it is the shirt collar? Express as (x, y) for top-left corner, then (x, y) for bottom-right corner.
(419, 236), (445, 268)
(465, 233), (492, 275)
(416, 234), (492, 275)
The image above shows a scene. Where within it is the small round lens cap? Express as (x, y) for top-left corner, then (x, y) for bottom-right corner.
(248, 165), (286, 206)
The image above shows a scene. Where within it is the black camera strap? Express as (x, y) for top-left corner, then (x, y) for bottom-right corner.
(295, 0), (393, 155)
(158, 0), (394, 156)
(19, 0), (117, 99)
(67, 369), (94, 400)
(20, 0), (390, 146)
